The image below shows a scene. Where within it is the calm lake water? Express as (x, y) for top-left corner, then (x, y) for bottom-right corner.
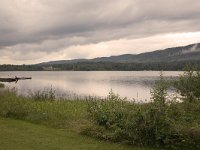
(0, 71), (183, 101)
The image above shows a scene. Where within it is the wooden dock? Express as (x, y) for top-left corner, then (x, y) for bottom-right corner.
(0, 77), (32, 83)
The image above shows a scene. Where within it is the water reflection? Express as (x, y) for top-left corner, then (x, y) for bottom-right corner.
(0, 71), (182, 101)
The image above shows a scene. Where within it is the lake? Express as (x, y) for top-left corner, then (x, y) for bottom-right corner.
(0, 71), (183, 101)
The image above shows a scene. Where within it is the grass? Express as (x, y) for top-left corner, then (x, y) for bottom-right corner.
(0, 118), (152, 150)
(0, 90), (89, 131)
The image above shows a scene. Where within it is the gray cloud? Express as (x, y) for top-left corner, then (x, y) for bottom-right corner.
(0, 0), (200, 64)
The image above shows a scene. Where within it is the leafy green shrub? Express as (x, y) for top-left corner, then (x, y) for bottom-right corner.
(86, 75), (200, 149)
(174, 66), (200, 102)
(88, 90), (128, 128)
(150, 73), (168, 105)
(87, 91), (135, 142)
(87, 88), (174, 146)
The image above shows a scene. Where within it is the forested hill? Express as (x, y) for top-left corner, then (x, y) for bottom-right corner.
(41, 43), (200, 64)
(0, 43), (200, 71)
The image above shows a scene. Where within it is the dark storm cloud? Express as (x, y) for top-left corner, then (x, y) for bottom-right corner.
(0, 0), (200, 63)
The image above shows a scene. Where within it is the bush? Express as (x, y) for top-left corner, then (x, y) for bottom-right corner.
(86, 74), (200, 149)
(87, 88), (175, 147)
(174, 66), (200, 102)
(88, 90), (127, 128)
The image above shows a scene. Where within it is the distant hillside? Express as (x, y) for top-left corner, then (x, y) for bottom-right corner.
(41, 43), (200, 65)
(1, 43), (200, 71)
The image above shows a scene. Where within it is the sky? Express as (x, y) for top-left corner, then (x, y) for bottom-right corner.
(1, 0), (200, 64)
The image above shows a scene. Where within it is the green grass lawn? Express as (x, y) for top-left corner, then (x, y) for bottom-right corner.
(0, 118), (154, 150)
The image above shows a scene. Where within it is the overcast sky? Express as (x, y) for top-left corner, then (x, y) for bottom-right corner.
(1, 0), (200, 64)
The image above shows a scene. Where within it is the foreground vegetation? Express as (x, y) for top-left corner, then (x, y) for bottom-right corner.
(0, 67), (200, 149)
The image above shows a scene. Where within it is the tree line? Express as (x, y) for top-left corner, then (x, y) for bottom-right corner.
(1, 60), (200, 71)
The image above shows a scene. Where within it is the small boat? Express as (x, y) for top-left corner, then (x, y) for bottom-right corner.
(0, 77), (32, 83)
